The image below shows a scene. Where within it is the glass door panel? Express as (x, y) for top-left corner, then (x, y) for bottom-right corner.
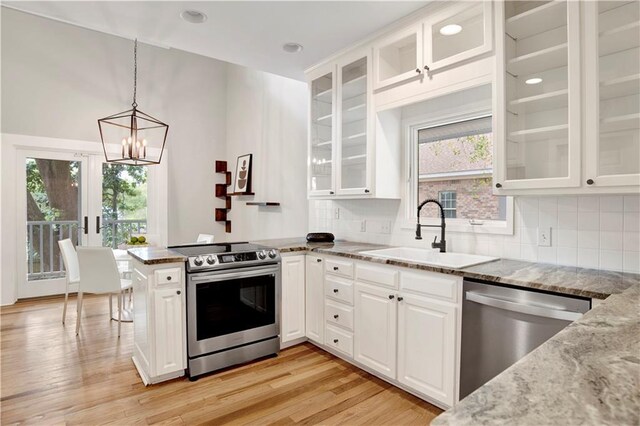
(373, 24), (422, 89)
(101, 163), (148, 248)
(501, 0), (578, 186)
(310, 71), (335, 194)
(597, 1), (640, 179)
(340, 57), (368, 192)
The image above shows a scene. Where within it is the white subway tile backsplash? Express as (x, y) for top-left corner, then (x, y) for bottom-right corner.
(600, 212), (623, 232)
(600, 196), (624, 212)
(557, 229), (578, 248)
(577, 248), (600, 269)
(578, 196), (599, 212)
(311, 195), (640, 272)
(577, 230), (599, 249)
(600, 250), (623, 271)
(558, 211), (578, 230)
(577, 212), (600, 231)
(600, 231), (623, 251)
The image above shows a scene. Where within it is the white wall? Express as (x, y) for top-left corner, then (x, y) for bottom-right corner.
(310, 194), (640, 272)
(223, 65), (308, 241)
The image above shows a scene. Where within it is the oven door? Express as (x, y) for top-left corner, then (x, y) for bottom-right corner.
(187, 264), (280, 358)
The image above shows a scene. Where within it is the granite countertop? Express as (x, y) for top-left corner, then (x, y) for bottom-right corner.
(432, 284), (640, 426)
(253, 238), (639, 299)
(127, 247), (186, 265)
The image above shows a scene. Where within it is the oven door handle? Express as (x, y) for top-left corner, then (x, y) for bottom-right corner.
(190, 266), (279, 283)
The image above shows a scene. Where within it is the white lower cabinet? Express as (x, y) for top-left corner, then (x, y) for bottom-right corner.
(305, 255), (325, 343)
(397, 293), (457, 407)
(281, 255), (306, 345)
(354, 282), (397, 379)
(131, 262), (186, 385)
(153, 286), (184, 376)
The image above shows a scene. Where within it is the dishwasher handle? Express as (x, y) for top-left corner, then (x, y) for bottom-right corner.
(465, 291), (583, 322)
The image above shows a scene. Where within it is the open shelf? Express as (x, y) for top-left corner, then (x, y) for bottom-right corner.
(600, 74), (640, 100)
(509, 89), (568, 113)
(599, 22), (640, 57)
(600, 113), (640, 133)
(342, 75), (366, 99)
(506, 1), (566, 40)
(509, 123), (568, 142)
(314, 88), (332, 103)
(507, 43), (568, 76)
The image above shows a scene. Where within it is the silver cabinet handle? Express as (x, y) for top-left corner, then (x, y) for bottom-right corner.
(466, 291), (583, 321)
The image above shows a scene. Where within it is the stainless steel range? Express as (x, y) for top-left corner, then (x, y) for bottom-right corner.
(168, 242), (281, 379)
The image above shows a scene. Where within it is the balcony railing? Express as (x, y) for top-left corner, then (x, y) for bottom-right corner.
(26, 219), (146, 281)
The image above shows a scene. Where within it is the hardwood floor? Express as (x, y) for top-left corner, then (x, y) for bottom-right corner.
(1, 294), (442, 425)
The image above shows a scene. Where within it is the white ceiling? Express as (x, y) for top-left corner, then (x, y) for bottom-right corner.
(3, 1), (429, 80)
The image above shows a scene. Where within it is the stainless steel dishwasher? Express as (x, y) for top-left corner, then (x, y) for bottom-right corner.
(460, 279), (591, 399)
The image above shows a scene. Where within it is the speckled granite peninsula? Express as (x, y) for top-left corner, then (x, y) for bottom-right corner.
(252, 238), (639, 299)
(127, 246), (186, 265)
(432, 284), (640, 426)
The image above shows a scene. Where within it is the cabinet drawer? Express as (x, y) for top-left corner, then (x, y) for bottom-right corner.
(325, 258), (354, 279)
(356, 263), (398, 289)
(325, 275), (354, 305)
(400, 270), (460, 302)
(325, 300), (354, 331)
(325, 324), (354, 357)
(154, 268), (181, 287)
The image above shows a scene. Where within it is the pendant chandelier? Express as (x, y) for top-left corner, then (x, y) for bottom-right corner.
(98, 39), (168, 165)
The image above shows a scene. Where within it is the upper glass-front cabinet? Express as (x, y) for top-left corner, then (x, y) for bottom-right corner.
(338, 56), (370, 194)
(585, 1), (640, 187)
(495, 0), (581, 190)
(424, 1), (493, 72)
(373, 24), (423, 90)
(309, 68), (336, 196)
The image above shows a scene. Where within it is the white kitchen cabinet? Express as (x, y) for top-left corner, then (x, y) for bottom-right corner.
(494, 0), (582, 191)
(305, 255), (324, 344)
(424, 1), (493, 72)
(584, 1), (640, 188)
(281, 255), (306, 344)
(373, 23), (424, 90)
(308, 63), (336, 197)
(131, 261), (186, 385)
(354, 282), (397, 379)
(397, 293), (457, 407)
(153, 286), (184, 376)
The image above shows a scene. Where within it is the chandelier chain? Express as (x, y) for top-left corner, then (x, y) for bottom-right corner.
(132, 38), (138, 108)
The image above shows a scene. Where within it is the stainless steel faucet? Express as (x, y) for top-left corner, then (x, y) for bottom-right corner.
(416, 199), (447, 253)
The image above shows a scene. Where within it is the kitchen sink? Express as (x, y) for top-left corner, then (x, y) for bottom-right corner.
(359, 247), (499, 269)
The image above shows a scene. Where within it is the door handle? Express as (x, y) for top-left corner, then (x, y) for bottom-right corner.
(96, 216), (101, 234)
(83, 216), (88, 235)
(465, 291), (583, 321)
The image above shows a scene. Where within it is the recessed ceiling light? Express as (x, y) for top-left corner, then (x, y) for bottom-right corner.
(180, 10), (207, 24)
(282, 42), (304, 53)
(525, 77), (543, 85)
(440, 24), (462, 36)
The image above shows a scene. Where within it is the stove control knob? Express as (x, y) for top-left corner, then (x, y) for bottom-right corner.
(193, 256), (204, 266)
(268, 249), (278, 259)
(258, 251), (267, 260)
(234, 254), (243, 262)
(206, 255), (216, 265)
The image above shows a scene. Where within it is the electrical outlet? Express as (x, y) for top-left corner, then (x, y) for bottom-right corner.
(334, 208), (340, 220)
(380, 221), (391, 234)
(538, 227), (551, 247)
(360, 220), (366, 232)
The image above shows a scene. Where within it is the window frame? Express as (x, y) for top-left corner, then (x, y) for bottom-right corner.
(404, 109), (514, 235)
(438, 191), (457, 219)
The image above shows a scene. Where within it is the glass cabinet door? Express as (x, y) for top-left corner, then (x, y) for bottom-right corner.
(425, 1), (493, 71)
(496, 0), (580, 189)
(586, 1), (640, 187)
(373, 24), (423, 90)
(338, 57), (369, 194)
(310, 71), (335, 195)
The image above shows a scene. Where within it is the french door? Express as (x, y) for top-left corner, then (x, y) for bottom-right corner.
(18, 150), (149, 298)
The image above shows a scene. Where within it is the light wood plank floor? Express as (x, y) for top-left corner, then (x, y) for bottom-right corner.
(1, 294), (442, 425)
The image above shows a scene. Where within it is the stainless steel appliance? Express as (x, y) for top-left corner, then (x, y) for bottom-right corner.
(460, 279), (590, 399)
(169, 242), (281, 379)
